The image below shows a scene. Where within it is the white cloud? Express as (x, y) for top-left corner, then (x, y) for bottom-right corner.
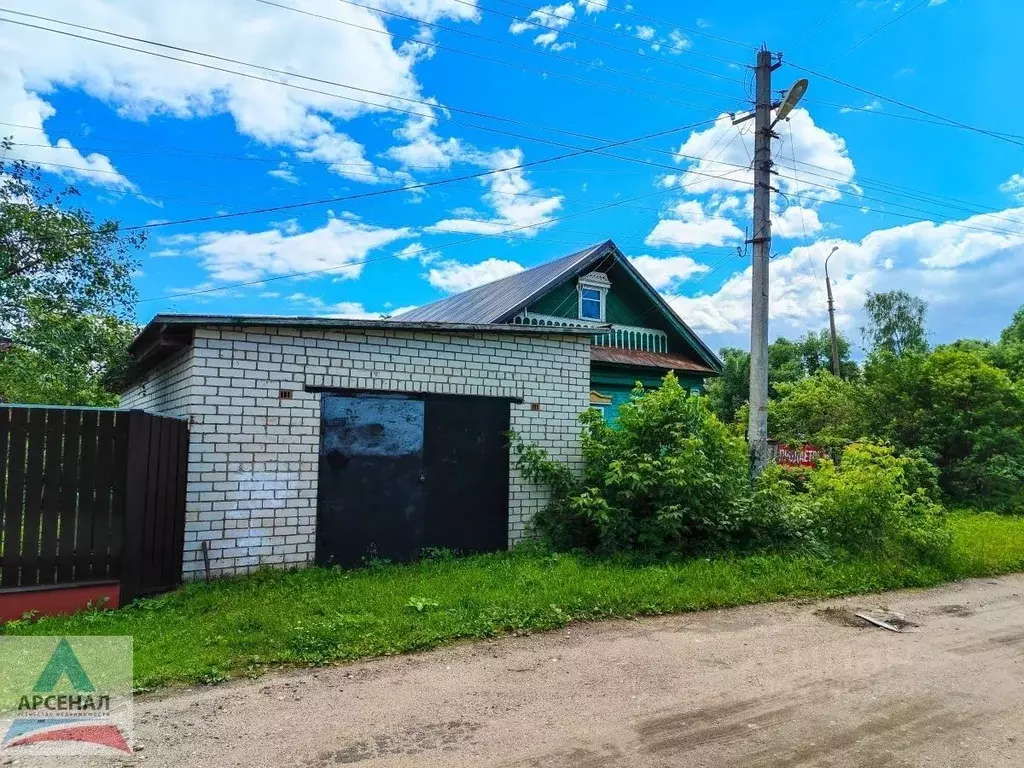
(426, 147), (563, 237)
(635, 25), (656, 40)
(296, 131), (411, 185)
(1000, 173), (1024, 203)
(1, 67), (134, 190)
(268, 163), (299, 184)
(284, 293), (420, 319)
(426, 257), (524, 293)
(630, 254), (709, 290)
(666, 206), (1024, 348)
(671, 110), (856, 203)
(839, 99), (883, 114)
(645, 200), (745, 248)
(577, 0), (606, 14)
(384, 105), (465, 170)
(667, 29), (690, 52)
(509, 2), (576, 48)
(395, 242), (441, 264)
(773, 206), (824, 239)
(189, 216), (414, 283)
(0, 0), (481, 189)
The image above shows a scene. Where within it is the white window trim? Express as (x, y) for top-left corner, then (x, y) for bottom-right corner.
(577, 272), (610, 322)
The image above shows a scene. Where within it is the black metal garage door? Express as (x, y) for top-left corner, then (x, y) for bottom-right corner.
(316, 392), (511, 567)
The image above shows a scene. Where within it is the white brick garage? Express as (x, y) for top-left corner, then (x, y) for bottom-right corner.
(122, 315), (592, 579)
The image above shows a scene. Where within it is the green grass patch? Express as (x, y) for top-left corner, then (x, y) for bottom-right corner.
(4, 511), (1024, 690)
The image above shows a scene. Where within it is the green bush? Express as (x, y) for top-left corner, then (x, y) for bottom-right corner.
(519, 373), (750, 555)
(518, 375), (950, 561)
(807, 443), (950, 560)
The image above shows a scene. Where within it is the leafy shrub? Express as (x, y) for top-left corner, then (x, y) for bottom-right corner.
(519, 374), (949, 561)
(805, 442), (950, 560)
(519, 373), (749, 555)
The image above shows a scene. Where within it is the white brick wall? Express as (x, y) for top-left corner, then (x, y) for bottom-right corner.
(121, 346), (194, 417)
(127, 324), (590, 578)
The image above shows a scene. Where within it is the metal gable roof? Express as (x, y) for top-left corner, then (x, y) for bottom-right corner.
(397, 239), (723, 373)
(395, 241), (611, 324)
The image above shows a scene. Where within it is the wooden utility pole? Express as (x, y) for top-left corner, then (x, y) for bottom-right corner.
(825, 246), (841, 377)
(747, 47), (775, 478)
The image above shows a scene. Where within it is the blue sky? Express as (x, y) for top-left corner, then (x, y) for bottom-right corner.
(2, 0), (1022, 353)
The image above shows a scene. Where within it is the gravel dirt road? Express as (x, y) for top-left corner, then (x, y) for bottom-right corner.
(105, 575), (1024, 767)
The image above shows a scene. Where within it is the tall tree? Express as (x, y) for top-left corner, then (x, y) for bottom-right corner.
(0, 301), (136, 406)
(704, 347), (749, 425)
(861, 290), (928, 356)
(994, 306), (1024, 381)
(0, 140), (144, 405)
(0, 139), (143, 334)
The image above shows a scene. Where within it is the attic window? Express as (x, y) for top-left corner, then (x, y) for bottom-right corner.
(580, 288), (602, 320)
(577, 271), (610, 321)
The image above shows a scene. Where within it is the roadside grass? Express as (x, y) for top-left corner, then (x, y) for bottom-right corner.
(3, 511), (1023, 690)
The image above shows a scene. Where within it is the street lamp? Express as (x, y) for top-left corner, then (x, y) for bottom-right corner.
(825, 246), (841, 377)
(772, 78), (809, 127)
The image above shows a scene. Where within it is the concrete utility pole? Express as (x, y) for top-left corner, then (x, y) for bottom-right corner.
(746, 47), (775, 478)
(825, 245), (842, 377)
(736, 50), (808, 478)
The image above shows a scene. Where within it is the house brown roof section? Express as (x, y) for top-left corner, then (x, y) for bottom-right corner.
(590, 346), (717, 375)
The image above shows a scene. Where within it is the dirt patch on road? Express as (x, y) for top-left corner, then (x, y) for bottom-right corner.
(306, 721), (482, 766)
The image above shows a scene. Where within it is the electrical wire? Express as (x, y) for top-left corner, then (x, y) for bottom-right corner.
(542, 0), (758, 52)
(437, 0), (747, 70)
(0, 8), (724, 135)
(15, 9), (1019, 227)
(329, 0), (744, 85)
(140, 119), (761, 306)
(5, 17), (1022, 243)
(138, 174), (734, 303)
(51, 116), (721, 235)
(783, 120), (826, 300)
(250, 0), (735, 108)
(825, 0), (930, 66)
(788, 63), (1024, 149)
(788, 0), (858, 49)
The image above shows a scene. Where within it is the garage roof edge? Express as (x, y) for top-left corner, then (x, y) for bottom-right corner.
(128, 314), (608, 369)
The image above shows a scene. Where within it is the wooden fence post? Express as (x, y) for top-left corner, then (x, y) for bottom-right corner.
(120, 410), (151, 604)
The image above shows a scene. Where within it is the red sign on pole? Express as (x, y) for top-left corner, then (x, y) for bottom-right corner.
(771, 442), (825, 468)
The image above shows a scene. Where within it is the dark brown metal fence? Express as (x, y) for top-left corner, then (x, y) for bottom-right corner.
(0, 407), (188, 603)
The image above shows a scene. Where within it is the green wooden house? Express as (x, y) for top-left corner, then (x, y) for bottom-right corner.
(398, 240), (722, 420)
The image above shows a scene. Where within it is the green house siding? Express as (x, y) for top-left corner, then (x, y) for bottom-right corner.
(591, 365), (706, 422)
(526, 263), (676, 335)
(521, 250), (719, 423)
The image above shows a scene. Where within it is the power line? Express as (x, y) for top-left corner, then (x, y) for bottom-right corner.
(12, 127), (1024, 245)
(800, 96), (1024, 140)
(826, 0), (930, 65)
(0, 8), (724, 138)
(54, 115), (721, 234)
(251, 0), (735, 109)
(788, 63), (1024, 149)
(328, 0), (744, 86)
(140, 180), (710, 303)
(783, 119), (826, 300)
(17, 8), (1018, 228)
(18, 117), (1021, 233)
(438, 0), (746, 69)
(541, 0), (758, 52)
(144, 117), (762, 305)
(5, 22), (1021, 243)
(788, 0), (858, 49)
(16, 139), (1024, 246)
